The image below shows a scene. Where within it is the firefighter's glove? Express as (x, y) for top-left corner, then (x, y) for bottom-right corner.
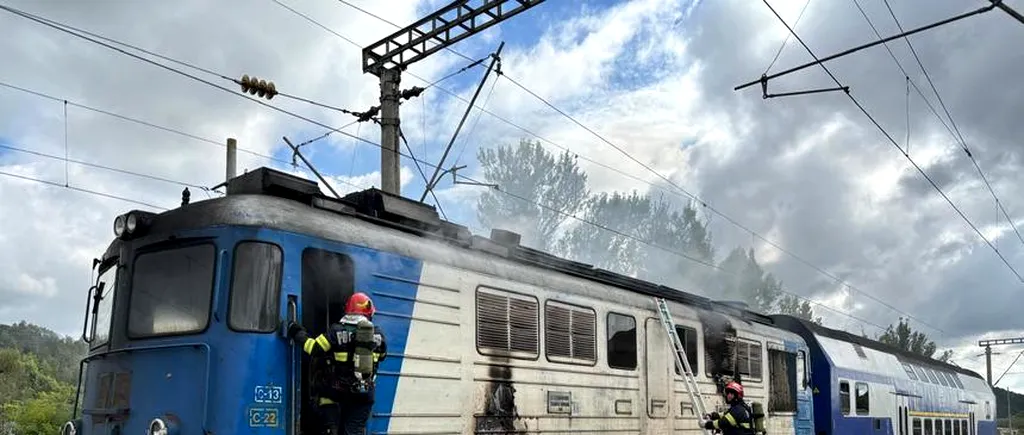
(703, 419), (716, 430)
(709, 412), (720, 421)
(286, 322), (304, 340)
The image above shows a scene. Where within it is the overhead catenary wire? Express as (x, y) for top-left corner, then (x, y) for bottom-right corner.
(315, 0), (937, 333)
(0, 143), (222, 194)
(758, 0), (1024, 288)
(878, 0), (1024, 248)
(0, 169), (167, 210)
(0, 80), (291, 166)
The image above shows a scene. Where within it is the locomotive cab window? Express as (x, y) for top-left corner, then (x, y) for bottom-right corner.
(127, 243), (217, 338)
(89, 261), (118, 348)
(544, 300), (596, 364)
(672, 325), (699, 375)
(228, 242), (283, 333)
(475, 287), (539, 359)
(607, 312), (636, 370)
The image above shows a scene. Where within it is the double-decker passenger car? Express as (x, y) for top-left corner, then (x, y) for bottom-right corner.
(65, 167), (816, 435)
(772, 316), (996, 435)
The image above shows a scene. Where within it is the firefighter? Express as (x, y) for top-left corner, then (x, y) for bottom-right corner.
(701, 381), (755, 435)
(286, 292), (388, 435)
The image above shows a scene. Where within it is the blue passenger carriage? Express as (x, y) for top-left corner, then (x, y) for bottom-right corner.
(772, 316), (997, 435)
(65, 167), (820, 435)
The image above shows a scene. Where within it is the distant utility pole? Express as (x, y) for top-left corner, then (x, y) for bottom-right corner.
(361, 0), (547, 196)
(979, 337), (1024, 385)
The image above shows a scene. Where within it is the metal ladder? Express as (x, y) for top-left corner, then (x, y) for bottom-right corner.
(654, 297), (711, 430)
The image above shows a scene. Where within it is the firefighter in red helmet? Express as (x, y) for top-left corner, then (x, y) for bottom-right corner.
(702, 381), (755, 435)
(287, 292), (388, 435)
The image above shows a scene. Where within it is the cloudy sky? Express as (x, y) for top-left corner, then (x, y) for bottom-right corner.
(1, 0), (1023, 390)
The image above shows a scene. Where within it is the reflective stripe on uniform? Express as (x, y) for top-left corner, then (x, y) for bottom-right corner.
(315, 334), (331, 351)
(724, 413), (738, 426)
(303, 338), (316, 354)
(318, 397), (335, 405)
(333, 352), (348, 362)
(373, 352), (381, 362)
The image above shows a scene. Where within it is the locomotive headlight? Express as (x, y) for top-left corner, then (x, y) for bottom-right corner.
(60, 419), (80, 435)
(147, 418), (168, 435)
(126, 212), (138, 233)
(113, 214), (126, 237)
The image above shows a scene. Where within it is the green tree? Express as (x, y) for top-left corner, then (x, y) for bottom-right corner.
(877, 317), (952, 362)
(714, 247), (783, 313)
(2, 385), (74, 435)
(558, 191), (654, 276)
(776, 294), (822, 324)
(476, 138), (589, 252)
(642, 198), (715, 290)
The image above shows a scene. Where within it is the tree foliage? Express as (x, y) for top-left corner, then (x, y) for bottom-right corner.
(876, 317), (952, 362)
(476, 138), (589, 252)
(475, 138), (821, 322)
(0, 322), (86, 435)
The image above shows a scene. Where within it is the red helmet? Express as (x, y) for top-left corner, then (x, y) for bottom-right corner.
(344, 292), (375, 317)
(724, 381), (744, 398)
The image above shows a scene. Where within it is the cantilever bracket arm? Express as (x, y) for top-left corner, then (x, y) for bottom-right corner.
(361, 0), (545, 75)
(759, 74), (849, 99)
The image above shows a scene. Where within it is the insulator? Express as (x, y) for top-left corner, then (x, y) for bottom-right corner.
(240, 74), (251, 93)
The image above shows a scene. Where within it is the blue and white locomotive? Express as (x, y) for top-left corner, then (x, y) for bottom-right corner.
(62, 167), (994, 435)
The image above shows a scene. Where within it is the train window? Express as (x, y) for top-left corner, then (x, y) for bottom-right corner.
(90, 263), (118, 348)
(797, 350), (807, 390)
(735, 340), (763, 380)
(914, 365), (930, 383)
(607, 312), (637, 370)
(855, 382), (869, 415)
(672, 325), (699, 376)
(934, 370), (950, 387)
(544, 301), (596, 364)
(959, 420), (966, 435)
(476, 287), (539, 359)
(924, 419), (933, 435)
(913, 418), (921, 435)
(944, 419), (952, 435)
(902, 362), (918, 380)
(925, 368), (940, 384)
(228, 242), (283, 333)
(947, 372), (964, 389)
(127, 243), (216, 338)
(767, 349), (796, 413)
(839, 381), (851, 415)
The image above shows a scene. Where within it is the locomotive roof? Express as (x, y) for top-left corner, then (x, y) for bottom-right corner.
(770, 314), (985, 380)
(107, 167), (779, 327)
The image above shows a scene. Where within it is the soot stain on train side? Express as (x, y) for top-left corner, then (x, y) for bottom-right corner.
(474, 357), (525, 434)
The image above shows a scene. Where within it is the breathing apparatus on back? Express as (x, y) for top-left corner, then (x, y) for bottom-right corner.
(339, 292), (378, 393)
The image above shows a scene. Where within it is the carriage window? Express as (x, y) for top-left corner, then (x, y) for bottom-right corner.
(839, 381), (851, 415)
(90, 262), (118, 347)
(935, 370), (950, 387)
(924, 419), (933, 435)
(128, 244), (216, 337)
(944, 419), (952, 435)
(959, 420), (966, 435)
(797, 351), (807, 389)
(607, 312), (636, 370)
(925, 368), (941, 384)
(544, 301), (596, 364)
(947, 372), (964, 389)
(228, 242), (283, 333)
(476, 287), (539, 358)
(902, 362), (918, 380)
(736, 340), (763, 379)
(855, 382), (869, 415)
(672, 326), (699, 375)
(913, 418), (921, 435)
(914, 365), (930, 383)
(767, 349), (796, 413)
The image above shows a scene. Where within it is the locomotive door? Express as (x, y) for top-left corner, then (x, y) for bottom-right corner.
(644, 317), (671, 433)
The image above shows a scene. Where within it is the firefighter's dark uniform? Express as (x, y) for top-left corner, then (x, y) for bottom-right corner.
(704, 401), (756, 435)
(288, 317), (387, 435)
